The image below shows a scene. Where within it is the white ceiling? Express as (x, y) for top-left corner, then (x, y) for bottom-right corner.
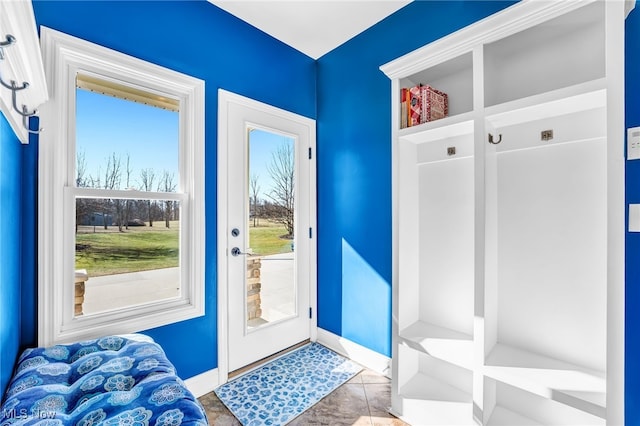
(208, 1), (412, 59)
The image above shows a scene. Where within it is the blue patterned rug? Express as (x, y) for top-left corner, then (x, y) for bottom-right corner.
(215, 343), (362, 426)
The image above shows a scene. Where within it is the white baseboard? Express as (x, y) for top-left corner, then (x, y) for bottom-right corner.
(316, 328), (391, 377)
(184, 368), (219, 398)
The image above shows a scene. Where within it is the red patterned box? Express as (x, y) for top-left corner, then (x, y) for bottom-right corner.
(408, 85), (422, 127)
(420, 85), (448, 122)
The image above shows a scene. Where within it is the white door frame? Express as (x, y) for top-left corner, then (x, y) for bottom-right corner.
(217, 89), (317, 384)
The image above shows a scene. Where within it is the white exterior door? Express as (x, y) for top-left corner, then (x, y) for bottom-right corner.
(218, 90), (316, 374)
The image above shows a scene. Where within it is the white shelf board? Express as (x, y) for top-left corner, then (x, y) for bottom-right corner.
(400, 321), (473, 370)
(485, 78), (606, 130)
(398, 371), (473, 425)
(484, 343), (606, 419)
(399, 111), (474, 144)
(487, 406), (540, 426)
(401, 371), (471, 402)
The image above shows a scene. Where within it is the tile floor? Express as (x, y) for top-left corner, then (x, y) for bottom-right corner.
(198, 369), (410, 426)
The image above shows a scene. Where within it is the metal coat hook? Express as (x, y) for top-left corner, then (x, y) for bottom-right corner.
(0, 77), (28, 92)
(488, 133), (502, 144)
(0, 34), (16, 48)
(0, 34), (43, 136)
(0, 34), (16, 59)
(12, 87), (37, 117)
(22, 105), (43, 134)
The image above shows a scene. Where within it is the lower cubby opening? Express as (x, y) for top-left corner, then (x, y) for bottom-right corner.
(484, 377), (605, 426)
(395, 344), (473, 425)
(415, 140), (475, 338)
(485, 103), (607, 375)
(483, 103), (608, 421)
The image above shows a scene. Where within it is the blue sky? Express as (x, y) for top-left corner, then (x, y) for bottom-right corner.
(249, 128), (294, 199)
(76, 88), (179, 189)
(76, 88), (294, 196)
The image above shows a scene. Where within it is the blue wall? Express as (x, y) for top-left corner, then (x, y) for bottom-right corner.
(0, 114), (23, 395)
(27, 0), (316, 380)
(3, 3), (639, 420)
(626, 5), (640, 424)
(316, 0), (513, 357)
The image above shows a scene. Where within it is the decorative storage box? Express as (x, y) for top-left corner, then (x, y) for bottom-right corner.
(400, 84), (448, 128)
(420, 84), (448, 122)
(409, 85), (423, 127)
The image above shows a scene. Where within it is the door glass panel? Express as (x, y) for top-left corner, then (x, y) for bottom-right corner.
(247, 128), (296, 330)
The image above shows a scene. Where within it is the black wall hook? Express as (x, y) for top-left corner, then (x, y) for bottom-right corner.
(488, 133), (503, 144)
(0, 34), (16, 48)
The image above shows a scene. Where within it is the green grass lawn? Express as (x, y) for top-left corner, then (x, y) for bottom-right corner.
(249, 221), (293, 256)
(75, 224), (178, 277)
(76, 219), (292, 277)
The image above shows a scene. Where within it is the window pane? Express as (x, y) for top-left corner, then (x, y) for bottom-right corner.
(75, 77), (179, 192)
(75, 197), (180, 316)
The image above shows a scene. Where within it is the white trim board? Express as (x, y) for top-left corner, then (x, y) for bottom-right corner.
(184, 368), (219, 398)
(316, 328), (391, 378)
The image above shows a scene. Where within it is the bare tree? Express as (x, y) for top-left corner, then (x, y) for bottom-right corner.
(267, 142), (295, 237)
(158, 170), (177, 228)
(76, 150), (90, 233)
(103, 153), (122, 191)
(124, 154), (132, 230)
(250, 174), (261, 227)
(104, 153), (122, 231)
(140, 168), (156, 227)
(76, 150), (88, 187)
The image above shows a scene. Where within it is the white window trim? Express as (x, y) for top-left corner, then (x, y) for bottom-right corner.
(38, 26), (205, 346)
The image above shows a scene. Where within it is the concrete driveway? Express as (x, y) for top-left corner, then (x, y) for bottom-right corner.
(257, 252), (295, 323)
(82, 267), (180, 315)
(81, 253), (295, 323)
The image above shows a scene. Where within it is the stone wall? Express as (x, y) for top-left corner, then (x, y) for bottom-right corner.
(75, 269), (88, 316)
(247, 258), (262, 320)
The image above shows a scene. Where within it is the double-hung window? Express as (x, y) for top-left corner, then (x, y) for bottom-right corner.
(39, 27), (205, 345)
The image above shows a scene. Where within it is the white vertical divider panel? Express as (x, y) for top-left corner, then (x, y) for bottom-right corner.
(605, 1), (627, 424)
(389, 76), (403, 415)
(471, 44), (487, 425)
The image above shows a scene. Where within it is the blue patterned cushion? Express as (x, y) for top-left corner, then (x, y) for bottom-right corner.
(0, 335), (208, 425)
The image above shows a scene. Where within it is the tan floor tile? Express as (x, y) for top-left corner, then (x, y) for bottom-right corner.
(289, 384), (370, 426)
(363, 383), (392, 416)
(347, 372), (364, 384)
(370, 415), (410, 426)
(198, 392), (241, 425)
(359, 369), (390, 384)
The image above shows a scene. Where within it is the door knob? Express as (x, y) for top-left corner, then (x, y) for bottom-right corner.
(231, 247), (245, 256)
